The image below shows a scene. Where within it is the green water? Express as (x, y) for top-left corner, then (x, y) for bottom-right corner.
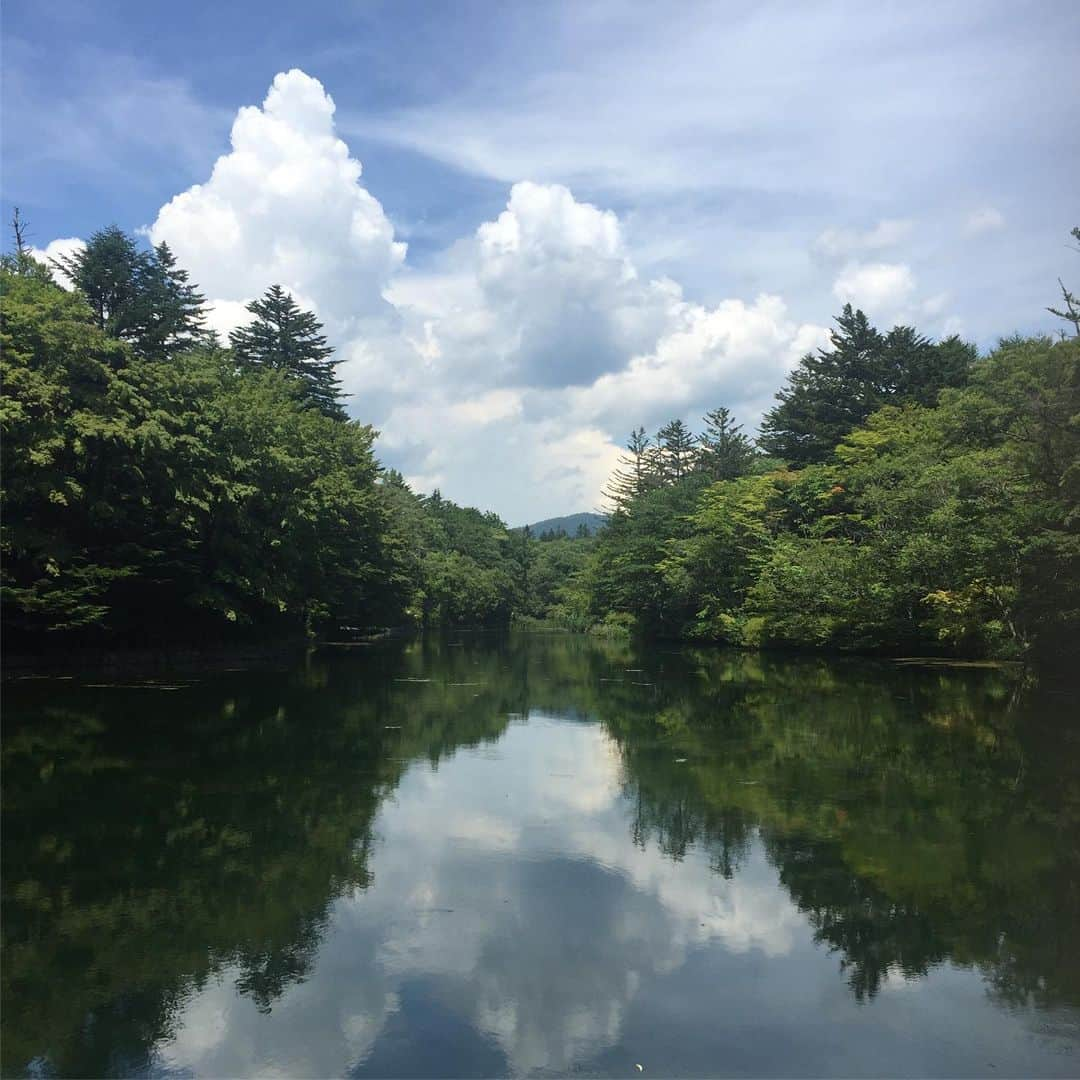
(2, 633), (1078, 1077)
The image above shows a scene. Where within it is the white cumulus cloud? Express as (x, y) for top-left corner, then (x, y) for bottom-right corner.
(149, 69), (406, 339)
(29, 237), (86, 288)
(832, 261), (916, 316)
(35, 69), (836, 521)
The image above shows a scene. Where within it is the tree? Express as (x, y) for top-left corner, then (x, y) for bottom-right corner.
(661, 473), (779, 641)
(603, 427), (657, 510)
(142, 241), (208, 359)
(590, 480), (704, 632)
(1, 210), (54, 283)
(11, 206), (28, 257)
(1047, 226), (1080, 338)
(697, 407), (754, 481)
(53, 227), (208, 362)
(1, 265), (135, 637)
(656, 419), (697, 483)
(759, 306), (885, 464)
(759, 305), (972, 465)
(883, 326), (976, 407)
(1, 263), (397, 645)
(519, 524), (533, 603)
(229, 284), (345, 419)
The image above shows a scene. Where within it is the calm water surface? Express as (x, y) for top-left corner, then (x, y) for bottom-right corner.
(3, 633), (1079, 1077)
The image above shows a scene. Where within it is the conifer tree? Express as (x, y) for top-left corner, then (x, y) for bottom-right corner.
(54, 227), (208, 362)
(144, 242), (208, 359)
(698, 407), (754, 481)
(603, 427), (657, 510)
(759, 305), (971, 465)
(656, 419), (697, 483)
(229, 284), (345, 419)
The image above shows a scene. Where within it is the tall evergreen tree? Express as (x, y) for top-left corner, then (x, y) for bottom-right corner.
(55, 226), (146, 347)
(698, 407), (754, 481)
(656, 419), (697, 483)
(603, 427), (657, 510)
(882, 326), (975, 407)
(143, 242), (208, 359)
(759, 305), (972, 465)
(759, 305), (884, 465)
(53, 227), (208, 362)
(229, 284), (345, 419)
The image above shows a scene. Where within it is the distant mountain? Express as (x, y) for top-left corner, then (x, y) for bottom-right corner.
(518, 512), (606, 537)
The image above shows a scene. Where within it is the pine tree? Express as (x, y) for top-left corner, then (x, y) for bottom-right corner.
(759, 306), (975, 465)
(55, 226), (146, 345)
(603, 427), (657, 510)
(229, 284), (345, 419)
(758, 306), (883, 464)
(882, 326), (974, 407)
(53, 227), (208, 362)
(143, 242), (208, 359)
(656, 419), (697, 483)
(698, 407), (754, 481)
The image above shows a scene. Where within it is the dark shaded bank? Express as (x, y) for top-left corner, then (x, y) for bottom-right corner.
(1, 638), (311, 678)
(3, 626), (1060, 683)
(0, 628), (421, 678)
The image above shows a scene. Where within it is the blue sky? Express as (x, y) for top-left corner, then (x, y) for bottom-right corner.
(3, 1), (1078, 521)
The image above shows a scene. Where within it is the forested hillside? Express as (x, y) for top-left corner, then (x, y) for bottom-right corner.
(521, 512), (605, 539)
(2, 224), (1077, 662)
(573, 292), (1080, 664)
(0, 229), (530, 648)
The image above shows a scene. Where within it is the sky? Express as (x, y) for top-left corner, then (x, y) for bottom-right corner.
(3, 0), (1078, 523)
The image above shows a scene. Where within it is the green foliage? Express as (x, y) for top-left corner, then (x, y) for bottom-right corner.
(590, 476), (706, 632)
(1, 247), (533, 646)
(229, 284), (345, 419)
(1, 267), (139, 633)
(759, 305), (975, 465)
(603, 426), (657, 510)
(586, 331), (1080, 663)
(661, 473), (779, 642)
(1, 266), (400, 644)
(655, 418), (697, 482)
(54, 227), (208, 361)
(5, 218), (1076, 664)
(697, 406), (755, 481)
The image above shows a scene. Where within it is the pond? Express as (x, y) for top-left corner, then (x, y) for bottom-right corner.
(3, 633), (1078, 1077)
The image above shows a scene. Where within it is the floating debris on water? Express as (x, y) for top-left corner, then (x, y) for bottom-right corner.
(84, 683), (185, 690)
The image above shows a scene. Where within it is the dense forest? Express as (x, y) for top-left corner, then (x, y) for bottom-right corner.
(2, 223), (1077, 662)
